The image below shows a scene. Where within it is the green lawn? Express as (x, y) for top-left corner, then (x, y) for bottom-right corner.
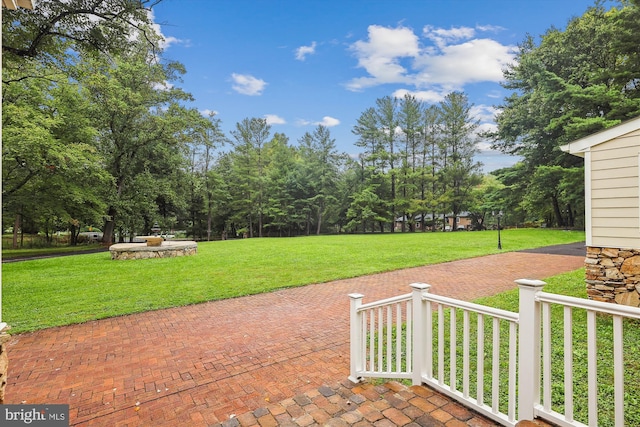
(2, 228), (584, 333)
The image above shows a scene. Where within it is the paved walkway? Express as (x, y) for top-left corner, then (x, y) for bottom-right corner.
(6, 247), (585, 426)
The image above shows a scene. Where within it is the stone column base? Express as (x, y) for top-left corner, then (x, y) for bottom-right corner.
(0, 327), (11, 404)
(585, 246), (640, 306)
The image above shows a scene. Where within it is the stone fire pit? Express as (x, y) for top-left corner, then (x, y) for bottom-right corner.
(109, 239), (197, 260)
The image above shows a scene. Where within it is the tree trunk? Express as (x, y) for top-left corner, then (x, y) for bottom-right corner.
(568, 205), (575, 228)
(316, 204), (323, 235)
(206, 204), (212, 241)
(70, 223), (78, 246)
(552, 196), (562, 227)
(12, 211), (21, 249)
(102, 206), (116, 244)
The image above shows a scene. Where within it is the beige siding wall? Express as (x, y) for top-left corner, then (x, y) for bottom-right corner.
(590, 130), (640, 249)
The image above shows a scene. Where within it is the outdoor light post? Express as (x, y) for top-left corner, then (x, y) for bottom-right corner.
(151, 222), (161, 236)
(493, 210), (503, 250)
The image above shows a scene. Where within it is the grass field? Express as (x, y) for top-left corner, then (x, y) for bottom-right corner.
(2, 228), (584, 333)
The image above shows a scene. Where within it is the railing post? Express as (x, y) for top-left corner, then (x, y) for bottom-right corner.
(516, 279), (546, 422)
(411, 283), (431, 386)
(348, 293), (365, 383)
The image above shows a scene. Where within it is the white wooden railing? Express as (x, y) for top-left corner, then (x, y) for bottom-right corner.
(349, 280), (640, 427)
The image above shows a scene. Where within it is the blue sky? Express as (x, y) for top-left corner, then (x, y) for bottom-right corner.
(151, 0), (603, 173)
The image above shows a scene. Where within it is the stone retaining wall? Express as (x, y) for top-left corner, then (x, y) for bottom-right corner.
(585, 246), (640, 306)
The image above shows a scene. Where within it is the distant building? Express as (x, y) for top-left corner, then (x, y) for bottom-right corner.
(394, 212), (471, 231)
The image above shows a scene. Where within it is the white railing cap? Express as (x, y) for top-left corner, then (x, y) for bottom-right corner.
(515, 279), (547, 288)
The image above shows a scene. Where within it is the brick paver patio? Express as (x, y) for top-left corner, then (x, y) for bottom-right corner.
(6, 248), (585, 426)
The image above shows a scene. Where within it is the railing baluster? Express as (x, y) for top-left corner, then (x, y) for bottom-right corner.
(369, 308), (375, 372)
(386, 305), (392, 372)
(477, 313), (485, 407)
(450, 307), (457, 392)
(564, 306), (574, 423)
(613, 315), (624, 427)
(425, 298), (432, 379)
(407, 300), (413, 373)
(508, 320), (517, 423)
(438, 304), (445, 386)
(396, 303), (402, 372)
(463, 309), (470, 399)
(587, 309), (597, 427)
(492, 317), (500, 414)
(362, 310), (368, 372)
(378, 307), (384, 372)
(542, 301), (551, 412)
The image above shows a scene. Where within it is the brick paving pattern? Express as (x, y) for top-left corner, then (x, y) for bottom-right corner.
(6, 250), (584, 426)
(211, 380), (554, 427)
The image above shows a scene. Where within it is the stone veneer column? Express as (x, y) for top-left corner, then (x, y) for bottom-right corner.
(585, 246), (640, 306)
(0, 328), (10, 404)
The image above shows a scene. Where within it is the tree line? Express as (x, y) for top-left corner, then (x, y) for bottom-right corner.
(3, 0), (639, 246)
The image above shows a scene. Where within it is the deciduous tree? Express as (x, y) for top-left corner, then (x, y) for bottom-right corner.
(79, 42), (195, 242)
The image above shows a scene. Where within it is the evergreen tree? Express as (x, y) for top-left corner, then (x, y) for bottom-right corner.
(438, 92), (483, 230)
(229, 118), (271, 237)
(490, 1), (640, 227)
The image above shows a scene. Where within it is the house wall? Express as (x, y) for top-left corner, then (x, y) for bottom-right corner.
(447, 216), (472, 230)
(589, 128), (640, 249)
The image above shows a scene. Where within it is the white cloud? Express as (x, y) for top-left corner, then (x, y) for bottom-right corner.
(231, 73), (267, 96)
(200, 109), (219, 117)
(476, 138), (498, 154)
(473, 107), (499, 153)
(297, 116), (341, 127)
(346, 24), (516, 93)
(295, 41), (317, 61)
(476, 24), (505, 33)
(392, 88), (445, 103)
(414, 38), (515, 87)
(470, 104), (499, 124)
(318, 116), (340, 127)
(423, 25), (476, 48)
(346, 25), (420, 91)
(264, 114), (286, 125)
(159, 35), (184, 49)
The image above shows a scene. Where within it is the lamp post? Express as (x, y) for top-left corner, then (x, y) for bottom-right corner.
(151, 222), (161, 236)
(493, 210), (503, 250)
